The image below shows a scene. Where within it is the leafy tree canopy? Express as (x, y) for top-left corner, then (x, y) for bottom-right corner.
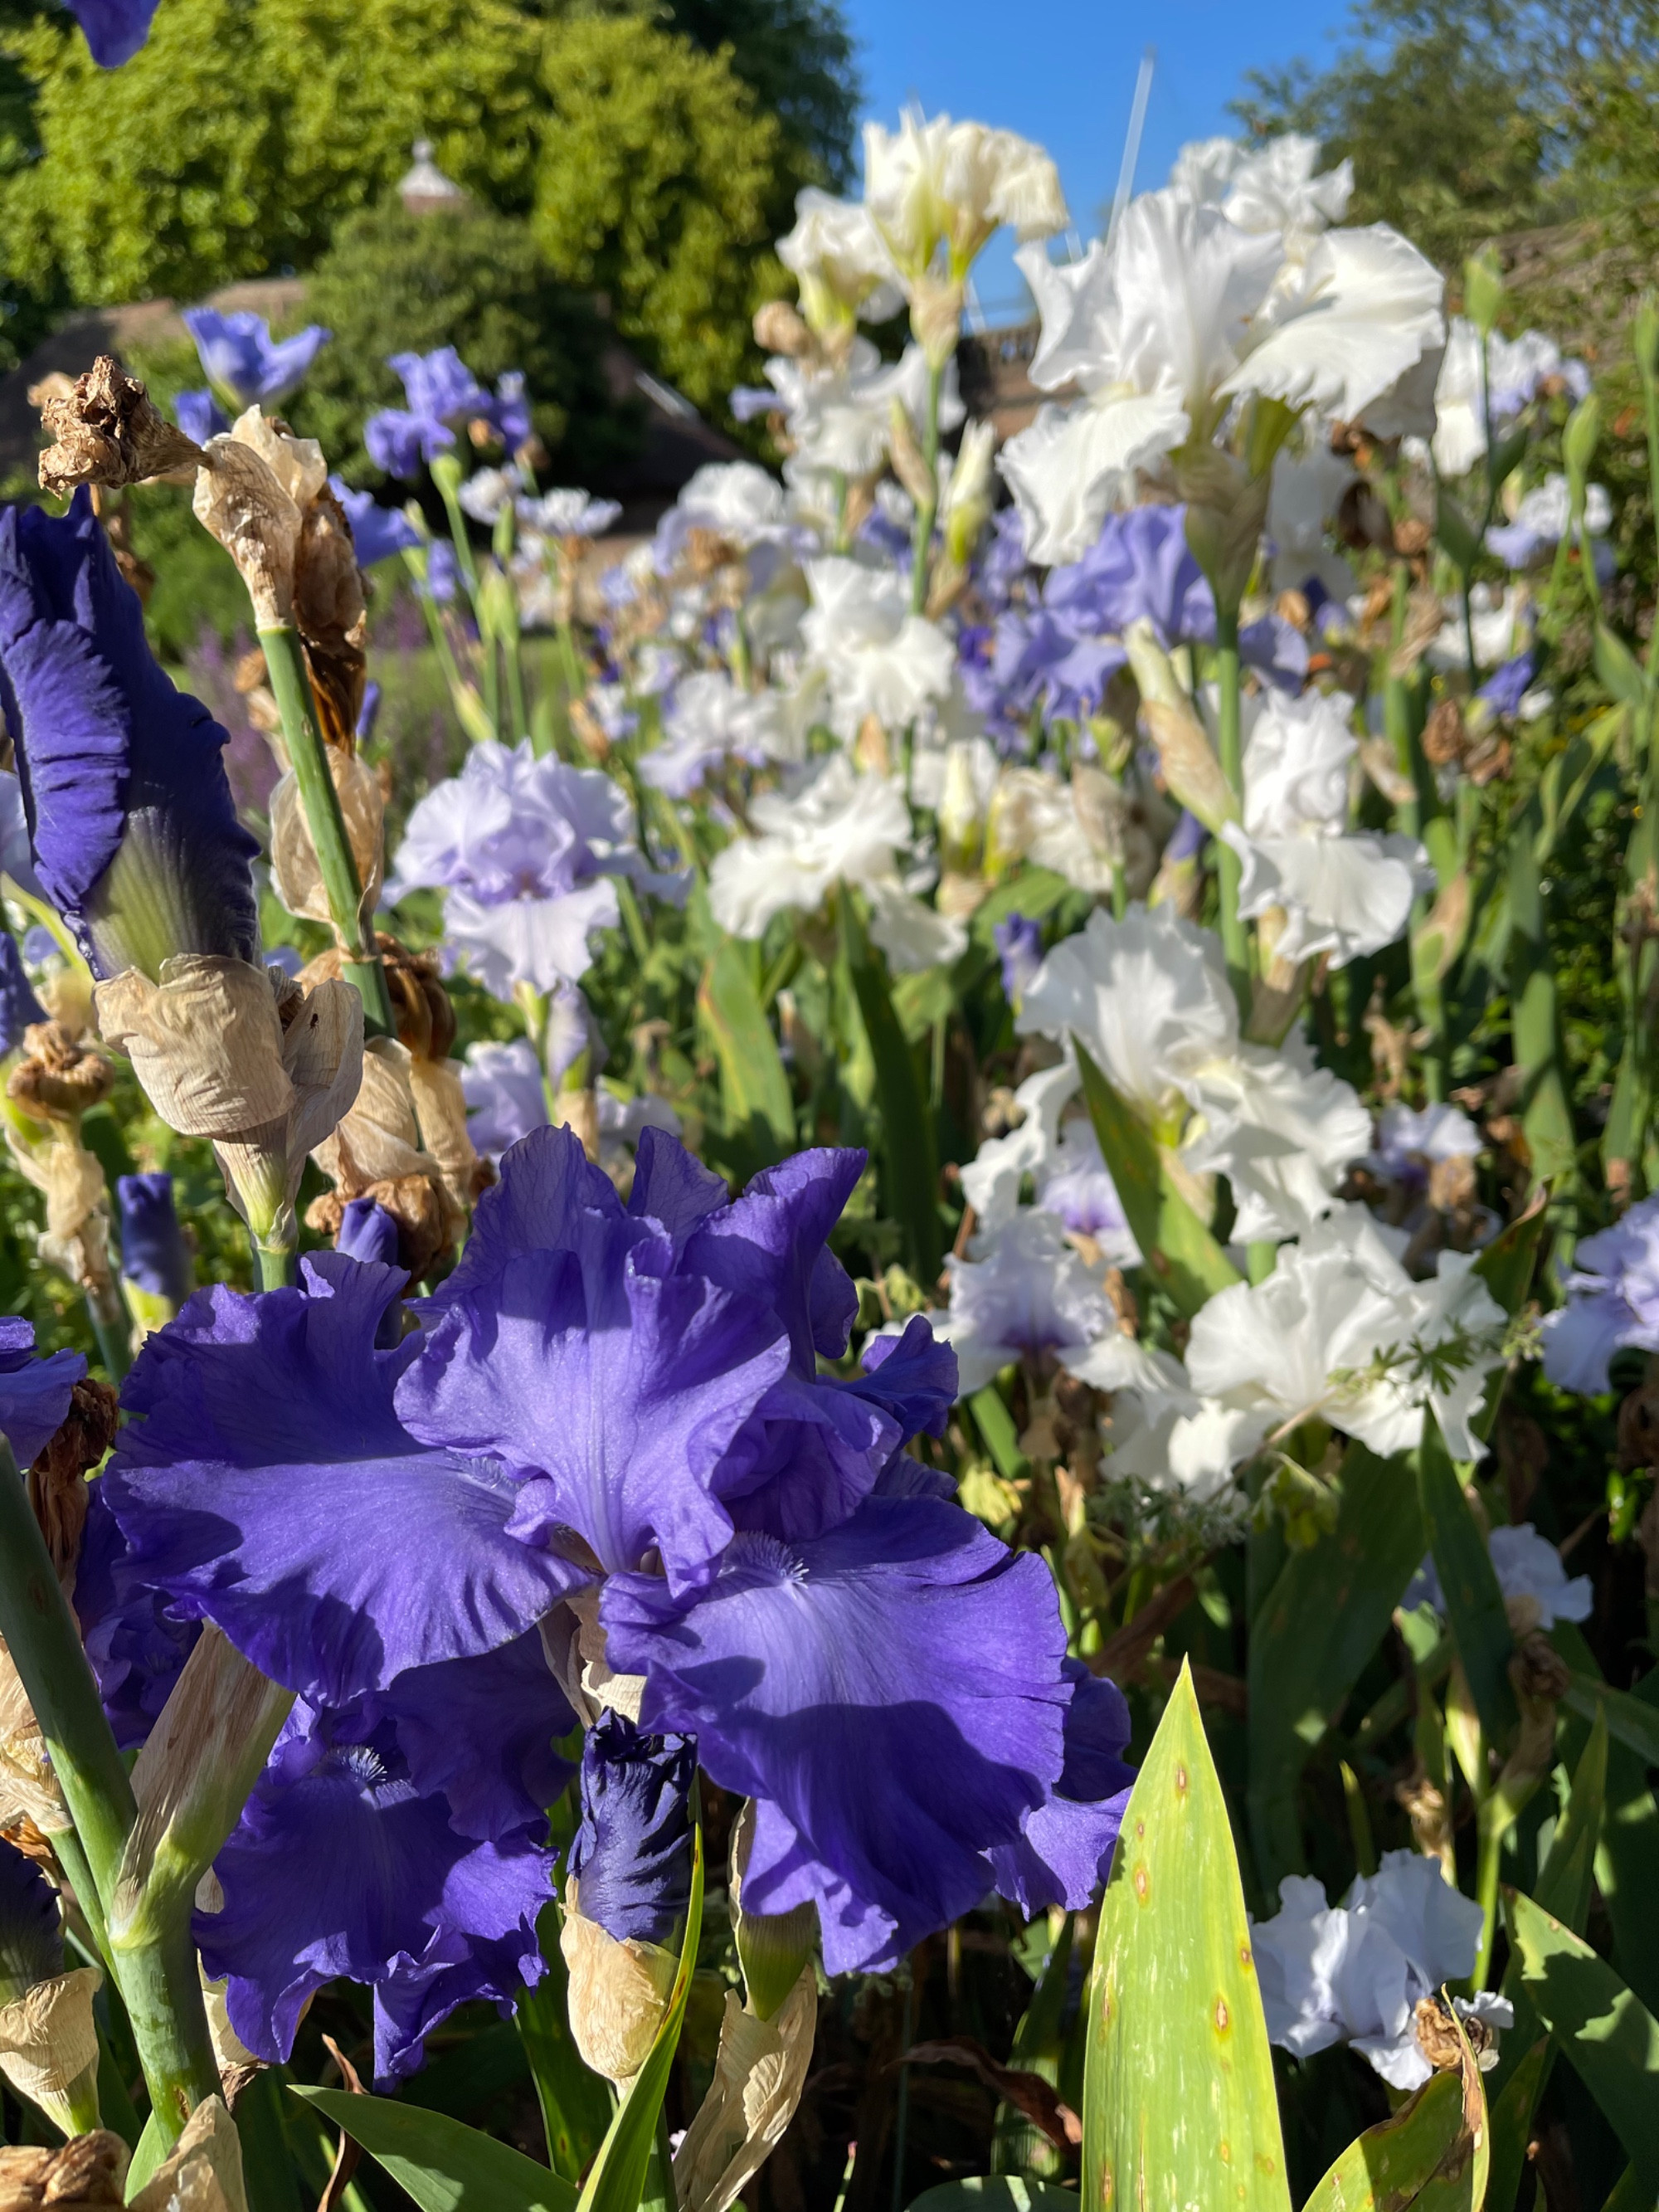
(1233, 0), (1659, 267)
(531, 12), (795, 414)
(0, 0), (856, 397)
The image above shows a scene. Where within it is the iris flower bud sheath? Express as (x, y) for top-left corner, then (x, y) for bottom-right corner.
(561, 1712), (694, 2088)
(0, 1838), (103, 2136)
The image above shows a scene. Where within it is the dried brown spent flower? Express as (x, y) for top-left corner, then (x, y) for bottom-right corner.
(268, 753), (383, 934)
(293, 483), (367, 749)
(27, 1376), (119, 1587)
(37, 359), (203, 500)
(1392, 516), (1432, 559)
(0, 2132), (128, 2208)
(1421, 697), (1467, 767)
(1411, 1995), (1469, 2073)
(752, 300), (815, 359)
(7, 1026), (115, 1123)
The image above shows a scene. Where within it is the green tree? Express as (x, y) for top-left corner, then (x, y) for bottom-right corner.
(287, 198), (641, 485)
(1, 0), (545, 304)
(1232, 0), (1559, 266)
(649, 0), (859, 188)
(531, 12), (792, 416)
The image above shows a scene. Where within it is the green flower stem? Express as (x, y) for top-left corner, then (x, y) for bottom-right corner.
(257, 626), (393, 1038)
(255, 1240), (299, 1291)
(85, 1274), (132, 1385)
(504, 635), (530, 747)
(0, 1440), (219, 2145)
(907, 361), (944, 616)
(1214, 606), (1250, 1013)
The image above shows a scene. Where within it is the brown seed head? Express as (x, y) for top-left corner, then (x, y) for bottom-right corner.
(7, 1027), (115, 1123)
(37, 358), (202, 501)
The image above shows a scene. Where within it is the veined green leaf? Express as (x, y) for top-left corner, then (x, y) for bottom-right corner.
(1083, 1660), (1292, 2212)
(1303, 2012), (1489, 2212)
(1562, 1677), (1659, 1771)
(698, 939), (795, 1164)
(1073, 1041), (1239, 1318)
(1486, 2040), (1550, 2212)
(1503, 1888), (1659, 2189)
(289, 2087), (577, 2212)
(1472, 1203), (1548, 1320)
(911, 2182), (1078, 2212)
(1594, 625), (1647, 712)
(839, 895), (943, 1284)
(575, 1827), (705, 2212)
(1248, 1443), (1425, 1888)
(1415, 1415), (1516, 1747)
(518, 1906), (615, 2183)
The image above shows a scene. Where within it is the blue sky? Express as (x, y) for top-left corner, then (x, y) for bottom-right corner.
(840, 0), (1358, 318)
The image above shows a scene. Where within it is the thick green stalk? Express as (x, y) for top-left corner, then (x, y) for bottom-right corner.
(255, 1240), (299, 1291)
(907, 363), (944, 616)
(0, 1443), (219, 2145)
(85, 1275), (132, 1384)
(1213, 606), (1250, 1012)
(257, 626), (393, 1037)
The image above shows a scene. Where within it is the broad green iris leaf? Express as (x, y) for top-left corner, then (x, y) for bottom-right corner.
(698, 938), (795, 1166)
(575, 1826), (705, 2212)
(839, 894), (943, 1284)
(1503, 1888), (1659, 2191)
(1073, 1040), (1239, 1318)
(1083, 1659), (1292, 2212)
(289, 2086), (577, 2212)
(1415, 1414), (1516, 1747)
(1248, 1442), (1426, 1888)
(910, 2181), (1079, 2212)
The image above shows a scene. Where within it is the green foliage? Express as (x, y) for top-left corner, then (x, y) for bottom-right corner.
(286, 198), (640, 487)
(653, 0), (859, 188)
(1083, 1662), (1293, 2212)
(1, 0), (544, 305)
(1233, 0), (1556, 265)
(531, 12), (793, 416)
(291, 2084), (577, 2211)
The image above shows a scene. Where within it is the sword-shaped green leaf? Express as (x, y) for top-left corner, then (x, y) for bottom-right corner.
(698, 939), (795, 1165)
(1503, 1888), (1659, 2192)
(289, 2087), (577, 2212)
(1302, 2010), (1490, 2212)
(1073, 1040), (1239, 1318)
(1415, 1414), (1517, 1746)
(1083, 1659), (1291, 2212)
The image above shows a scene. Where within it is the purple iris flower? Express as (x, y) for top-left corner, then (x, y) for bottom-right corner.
(985, 1660), (1133, 1913)
(975, 506), (1029, 613)
(115, 1172), (191, 1306)
(356, 681), (381, 743)
(366, 348), (523, 480)
(387, 739), (685, 997)
(488, 371), (532, 452)
(330, 478), (421, 568)
(0, 931), (46, 1055)
(1477, 649), (1538, 720)
(199, 1631), (572, 2085)
(569, 1711), (695, 1946)
(61, 0), (159, 66)
(99, 1252), (584, 1708)
(182, 310), (330, 412)
(979, 506), (1308, 738)
(1542, 1193), (1659, 1394)
(604, 1493), (1071, 1974)
(97, 1125), (1133, 1987)
(0, 1317), (83, 1468)
(173, 390), (228, 446)
(0, 490), (260, 978)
